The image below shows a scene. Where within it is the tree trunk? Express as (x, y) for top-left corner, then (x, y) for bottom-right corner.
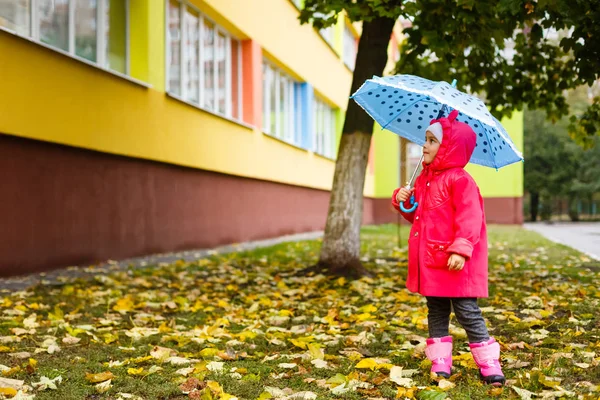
(316, 16), (397, 278)
(530, 192), (539, 221)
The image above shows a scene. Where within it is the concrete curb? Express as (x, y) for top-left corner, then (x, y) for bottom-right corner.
(0, 231), (324, 292)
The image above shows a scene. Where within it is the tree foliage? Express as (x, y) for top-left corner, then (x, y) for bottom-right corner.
(394, 0), (600, 148)
(524, 87), (600, 220)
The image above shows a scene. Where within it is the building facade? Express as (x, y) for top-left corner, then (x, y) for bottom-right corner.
(0, 0), (523, 276)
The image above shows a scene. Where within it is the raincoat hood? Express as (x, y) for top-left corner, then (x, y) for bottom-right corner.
(426, 109), (477, 171)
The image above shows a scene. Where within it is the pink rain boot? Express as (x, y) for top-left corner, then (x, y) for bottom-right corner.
(469, 338), (505, 386)
(425, 336), (453, 379)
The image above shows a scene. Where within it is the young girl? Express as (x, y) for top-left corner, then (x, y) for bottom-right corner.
(391, 110), (505, 386)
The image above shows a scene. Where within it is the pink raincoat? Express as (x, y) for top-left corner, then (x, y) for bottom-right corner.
(392, 110), (488, 298)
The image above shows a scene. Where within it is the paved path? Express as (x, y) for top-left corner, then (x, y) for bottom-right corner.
(524, 222), (600, 260)
(0, 231), (324, 292)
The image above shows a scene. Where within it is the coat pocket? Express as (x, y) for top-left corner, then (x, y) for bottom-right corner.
(425, 240), (451, 269)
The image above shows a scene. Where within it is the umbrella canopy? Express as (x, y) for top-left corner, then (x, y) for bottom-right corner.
(351, 74), (523, 169)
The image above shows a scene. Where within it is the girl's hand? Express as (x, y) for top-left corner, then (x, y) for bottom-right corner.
(448, 254), (466, 271)
(396, 187), (415, 203)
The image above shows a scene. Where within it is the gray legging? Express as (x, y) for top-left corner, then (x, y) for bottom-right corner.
(426, 297), (490, 343)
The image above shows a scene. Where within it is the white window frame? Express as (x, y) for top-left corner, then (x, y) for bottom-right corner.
(343, 24), (357, 70)
(1, 0), (131, 77)
(166, 0), (242, 121)
(262, 60), (298, 146)
(313, 97), (336, 159)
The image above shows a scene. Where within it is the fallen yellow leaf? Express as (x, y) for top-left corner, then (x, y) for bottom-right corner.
(127, 367), (145, 376)
(355, 358), (378, 370)
(85, 371), (114, 383)
(113, 297), (135, 313)
(0, 387), (17, 396)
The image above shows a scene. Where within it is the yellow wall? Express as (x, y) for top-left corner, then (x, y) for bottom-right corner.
(0, 32), (340, 191)
(466, 111), (524, 198)
(195, 0), (352, 108)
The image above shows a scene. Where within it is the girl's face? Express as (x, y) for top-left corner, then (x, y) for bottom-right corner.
(423, 131), (441, 164)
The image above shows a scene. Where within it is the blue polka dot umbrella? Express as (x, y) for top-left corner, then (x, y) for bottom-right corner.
(351, 74), (523, 170)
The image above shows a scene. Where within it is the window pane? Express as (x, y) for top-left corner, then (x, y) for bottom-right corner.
(318, 102), (324, 154)
(75, 0), (97, 62)
(231, 39), (241, 120)
(320, 26), (333, 45)
(343, 26), (356, 70)
(287, 81), (295, 143)
(216, 31), (227, 114)
(167, 0), (181, 95)
(269, 68), (277, 136)
(262, 63), (269, 132)
(0, 0), (30, 36)
(326, 108), (333, 158)
(202, 19), (214, 110)
(106, 0), (126, 73)
(184, 7), (199, 103)
(39, 0), (69, 51)
(279, 76), (286, 139)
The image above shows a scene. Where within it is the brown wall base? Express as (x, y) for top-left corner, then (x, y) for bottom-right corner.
(0, 134), (522, 276)
(484, 196), (524, 225)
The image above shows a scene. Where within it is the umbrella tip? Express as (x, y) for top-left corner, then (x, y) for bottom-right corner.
(451, 79), (457, 88)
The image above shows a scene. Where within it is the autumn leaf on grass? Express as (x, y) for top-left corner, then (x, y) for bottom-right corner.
(103, 333), (119, 344)
(396, 387), (415, 399)
(96, 379), (112, 394)
(438, 380), (455, 391)
(452, 353), (478, 369)
(126, 366), (163, 377)
(179, 377), (206, 394)
(307, 343), (324, 360)
(416, 389), (447, 400)
(26, 359), (37, 374)
(176, 367), (195, 376)
(127, 367), (145, 376)
(86, 371), (115, 383)
(31, 375), (62, 390)
(355, 358), (392, 371)
(390, 366), (414, 388)
(113, 296), (135, 313)
(200, 348), (220, 358)
(150, 346), (176, 362)
(538, 374), (562, 389)
(512, 386), (534, 400)
(0, 378), (25, 390)
(207, 362), (225, 373)
(62, 334), (81, 345)
(0, 388), (17, 397)
(310, 359), (329, 369)
(278, 363), (298, 370)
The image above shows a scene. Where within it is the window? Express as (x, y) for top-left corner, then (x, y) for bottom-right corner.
(343, 24), (357, 70)
(0, 0), (30, 36)
(0, 0), (129, 74)
(313, 97), (336, 159)
(262, 61), (298, 146)
(167, 0), (242, 121)
(313, 11), (334, 47)
(319, 25), (334, 46)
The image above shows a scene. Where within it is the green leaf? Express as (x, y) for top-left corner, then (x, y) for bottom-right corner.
(417, 389), (448, 400)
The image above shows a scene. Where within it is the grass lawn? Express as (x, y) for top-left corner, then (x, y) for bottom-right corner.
(0, 225), (598, 400)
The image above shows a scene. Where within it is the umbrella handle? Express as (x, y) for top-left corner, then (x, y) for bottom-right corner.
(399, 191), (418, 213)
